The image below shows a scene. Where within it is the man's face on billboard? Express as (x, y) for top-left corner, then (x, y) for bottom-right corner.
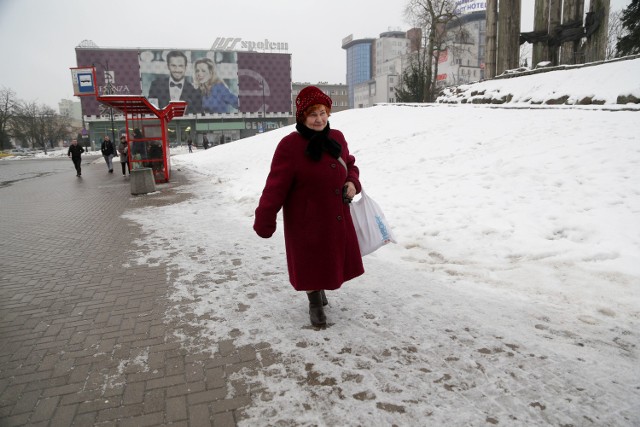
(168, 56), (186, 82)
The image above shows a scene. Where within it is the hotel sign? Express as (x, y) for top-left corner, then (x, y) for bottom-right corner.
(455, 0), (486, 14)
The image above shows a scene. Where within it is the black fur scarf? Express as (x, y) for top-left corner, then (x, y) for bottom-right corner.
(296, 122), (342, 162)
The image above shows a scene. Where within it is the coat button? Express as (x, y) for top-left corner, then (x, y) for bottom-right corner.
(337, 215), (342, 221)
(334, 189), (341, 195)
(330, 163), (336, 168)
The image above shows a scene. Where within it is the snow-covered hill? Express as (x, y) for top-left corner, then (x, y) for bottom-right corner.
(437, 55), (640, 106)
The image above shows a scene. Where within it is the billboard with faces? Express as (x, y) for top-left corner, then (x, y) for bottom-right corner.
(75, 48), (292, 117)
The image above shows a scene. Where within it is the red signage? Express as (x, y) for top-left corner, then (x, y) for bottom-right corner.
(438, 50), (448, 63)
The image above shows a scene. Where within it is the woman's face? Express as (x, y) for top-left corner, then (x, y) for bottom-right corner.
(304, 105), (328, 131)
(195, 63), (211, 84)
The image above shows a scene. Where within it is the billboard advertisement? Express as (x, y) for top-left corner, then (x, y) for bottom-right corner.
(76, 48), (292, 117)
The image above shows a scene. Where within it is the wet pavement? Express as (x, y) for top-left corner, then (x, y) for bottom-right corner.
(0, 156), (259, 426)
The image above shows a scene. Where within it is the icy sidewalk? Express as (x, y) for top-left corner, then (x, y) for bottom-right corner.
(123, 174), (639, 426)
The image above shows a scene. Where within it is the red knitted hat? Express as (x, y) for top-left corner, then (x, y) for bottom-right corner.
(295, 86), (332, 123)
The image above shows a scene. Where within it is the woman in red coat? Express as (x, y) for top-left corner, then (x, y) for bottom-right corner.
(254, 86), (364, 327)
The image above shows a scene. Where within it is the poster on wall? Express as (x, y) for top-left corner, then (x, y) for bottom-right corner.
(76, 47), (291, 117)
(140, 49), (240, 115)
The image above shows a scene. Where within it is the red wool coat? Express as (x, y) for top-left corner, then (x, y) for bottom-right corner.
(254, 129), (365, 291)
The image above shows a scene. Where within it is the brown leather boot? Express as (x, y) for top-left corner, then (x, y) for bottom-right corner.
(307, 291), (326, 326)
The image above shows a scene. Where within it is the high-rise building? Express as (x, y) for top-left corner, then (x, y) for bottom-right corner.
(341, 35), (375, 108)
(343, 8), (488, 105)
(343, 30), (419, 108)
(58, 99), (82, 126)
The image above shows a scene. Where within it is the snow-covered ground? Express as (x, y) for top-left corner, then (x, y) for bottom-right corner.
(118, 58), (640, 426)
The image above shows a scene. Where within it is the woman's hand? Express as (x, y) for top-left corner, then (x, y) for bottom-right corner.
(344, 181), (356, 199)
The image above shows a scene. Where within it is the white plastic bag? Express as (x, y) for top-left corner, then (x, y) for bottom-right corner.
(349, 189), (397, 256)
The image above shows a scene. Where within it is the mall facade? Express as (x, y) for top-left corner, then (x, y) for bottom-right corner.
(76, 41), (293, 147)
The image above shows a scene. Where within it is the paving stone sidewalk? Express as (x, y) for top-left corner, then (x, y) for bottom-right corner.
(0, 158), (263, 426)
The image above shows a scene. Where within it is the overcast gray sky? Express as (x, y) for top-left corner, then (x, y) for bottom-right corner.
(0, 0), (630, 108)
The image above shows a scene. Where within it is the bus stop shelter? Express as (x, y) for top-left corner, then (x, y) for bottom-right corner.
(96, 95), (187, 183)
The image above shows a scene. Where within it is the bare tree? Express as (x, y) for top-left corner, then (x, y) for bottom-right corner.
(12, 102), (71, 154)
(0, 87), (18, 150)
(607, 9), (625, 58)
(402, 0), (466, 102)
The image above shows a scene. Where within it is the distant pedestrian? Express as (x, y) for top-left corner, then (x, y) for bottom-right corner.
(67, 139), (85, 177)
(118, 135), (129, 176)
(100, 135), (116, 173)
(187, 138), (193, 153)
(203, 135), (210, 150)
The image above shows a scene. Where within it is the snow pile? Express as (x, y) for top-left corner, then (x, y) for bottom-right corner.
(437, 56), (640, 106)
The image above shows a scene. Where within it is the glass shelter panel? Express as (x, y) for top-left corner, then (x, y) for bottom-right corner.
(127, 117), (169, 182)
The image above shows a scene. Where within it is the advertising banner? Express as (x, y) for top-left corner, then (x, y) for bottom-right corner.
(76, 48), (292, 117)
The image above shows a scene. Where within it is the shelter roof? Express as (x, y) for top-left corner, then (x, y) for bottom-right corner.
(97, 95), (187, 120)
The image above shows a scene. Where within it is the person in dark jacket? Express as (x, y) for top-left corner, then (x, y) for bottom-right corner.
(100, 135), (116, 173)
(118, 135), (129, 176)
(254, 86), (364, 327)
(67, 139), (85, 177)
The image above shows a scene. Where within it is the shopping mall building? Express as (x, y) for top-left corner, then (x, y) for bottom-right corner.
(76, 39), (294, 147)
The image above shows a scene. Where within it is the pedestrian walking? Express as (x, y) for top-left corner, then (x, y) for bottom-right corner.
(187, 138), (193, 153)
(67, 139), (85, 177)
(118, 135), (130, 176)
(100, 135), (117, 173)
(253, 86), (364, 327)
(203, 135), (210, 150)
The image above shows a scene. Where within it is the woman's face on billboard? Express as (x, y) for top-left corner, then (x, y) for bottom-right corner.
(195, 63), (211, 84)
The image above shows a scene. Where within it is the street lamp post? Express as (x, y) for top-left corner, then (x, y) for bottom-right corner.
(262, 80), (266, 132)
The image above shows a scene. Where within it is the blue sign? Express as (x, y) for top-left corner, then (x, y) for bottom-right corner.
(77, 72), (95, 94)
